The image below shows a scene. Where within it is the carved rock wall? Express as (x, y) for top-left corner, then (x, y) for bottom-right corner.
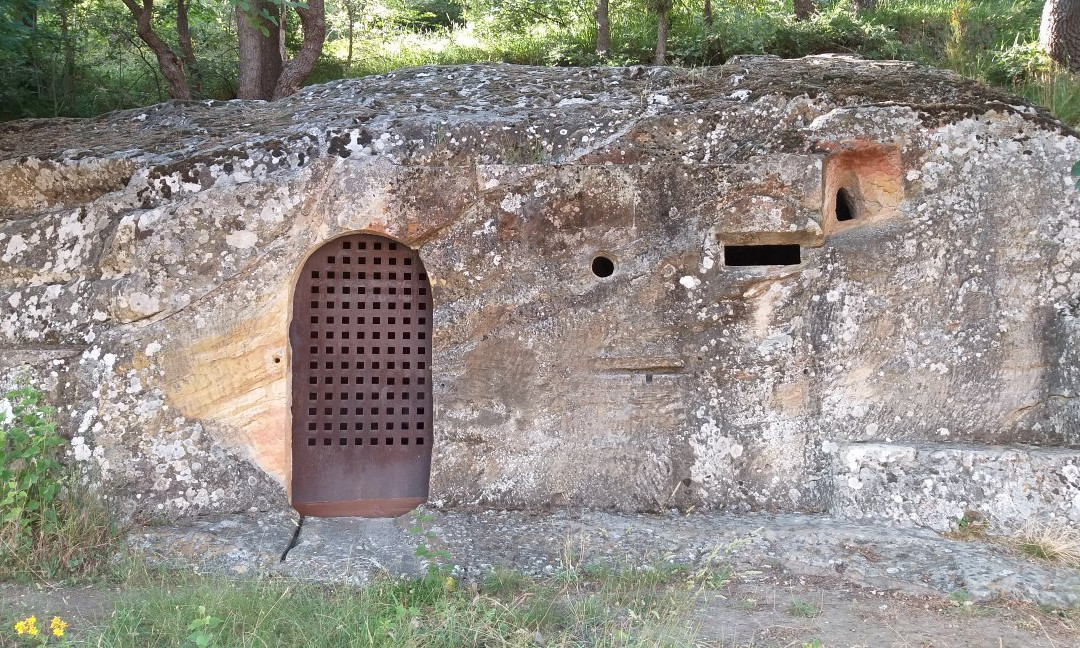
(1, 56), (1078, 528)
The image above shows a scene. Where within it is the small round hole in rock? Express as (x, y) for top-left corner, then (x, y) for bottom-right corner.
(835, 188), (856, 222)
(273, 356), (282, 364)
(591, 255), (614, 278)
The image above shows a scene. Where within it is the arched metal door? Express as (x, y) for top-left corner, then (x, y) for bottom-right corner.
(290, 233), (433, 517)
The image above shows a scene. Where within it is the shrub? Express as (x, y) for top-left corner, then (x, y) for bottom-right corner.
(0, 384), (65, 556)
(987, 41), (1054, 85)
(0, 382), (120, 581)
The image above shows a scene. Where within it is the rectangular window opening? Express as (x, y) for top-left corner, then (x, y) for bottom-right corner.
(723, 244), (801, 267)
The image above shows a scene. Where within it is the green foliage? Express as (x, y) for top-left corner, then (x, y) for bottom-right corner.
(236, 0), (310, 37)
(407, 509), (455, 583)
(0, 0), (244, 118)
(949, 509), (990, 539)
(986, 41), (1052, 85)
(1072, 159), (1080, 191)
(392, 0), (465, 31)
(465, 0), (588, 36)
(0, 384), (65, 553)
(185, 606), (224, 647)
(0, 382), (120, 582)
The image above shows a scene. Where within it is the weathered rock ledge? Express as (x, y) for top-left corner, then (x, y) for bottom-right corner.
(129, 508), (1080, 609)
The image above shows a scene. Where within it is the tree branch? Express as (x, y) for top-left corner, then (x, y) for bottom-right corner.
(271, 0), (325, 99)
(121, 0), (192, 100)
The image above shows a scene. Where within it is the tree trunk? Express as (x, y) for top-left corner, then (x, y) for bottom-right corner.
(596, 0), (610, 56)
(704, 0), (713, 28)
(272, 0), (326, 99)
(653, 5), (669, 66)
(121, 0), (191, 100)
(236, 0), (283, 100)
(1040, 0), (1080, 70)
(278, 3), (288, 64)
(794, 0), (815, 20)
(58, 0), (76, 113)
(176, 0), (202, 96)
(16, 0), (42, 104)
(344, 0), (356, 76)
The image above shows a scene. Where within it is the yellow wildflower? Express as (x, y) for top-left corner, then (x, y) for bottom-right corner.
(50, 616), (68, 637)
(14, 615), (38, 636)
(443, 575), (456, 592)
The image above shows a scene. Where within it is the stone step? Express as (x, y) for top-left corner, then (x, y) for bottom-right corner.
(828, 442), (1080, 531)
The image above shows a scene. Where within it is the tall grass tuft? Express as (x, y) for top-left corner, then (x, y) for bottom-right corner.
(1009, 519), (1080, 567)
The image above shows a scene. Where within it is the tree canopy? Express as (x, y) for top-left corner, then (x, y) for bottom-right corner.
(0, 0), (1077, 126)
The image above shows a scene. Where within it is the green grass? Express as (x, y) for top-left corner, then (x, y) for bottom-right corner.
(86, 560), (733, 647)
(1, 474), (123, 583)
(1014, 67), (1080, 126)
(788, 596), (823, 618)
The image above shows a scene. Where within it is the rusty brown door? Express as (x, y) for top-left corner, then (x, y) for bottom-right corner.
(290, 233), (433, 517)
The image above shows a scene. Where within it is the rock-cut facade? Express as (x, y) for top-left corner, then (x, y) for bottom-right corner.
(1, 55), (1079, 530)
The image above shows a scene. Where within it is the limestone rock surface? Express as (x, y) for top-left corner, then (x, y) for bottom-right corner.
(133, 508), (1080, 608)
(1, 56), (1078, 528)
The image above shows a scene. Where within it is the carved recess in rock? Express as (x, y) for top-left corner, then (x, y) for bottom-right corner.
(0, 57), (1078, 531)
(820, 141), (904, 234)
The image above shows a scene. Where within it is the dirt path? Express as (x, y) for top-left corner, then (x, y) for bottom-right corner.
(698, 576), (1077, 648)
(0, 583), (118, 646)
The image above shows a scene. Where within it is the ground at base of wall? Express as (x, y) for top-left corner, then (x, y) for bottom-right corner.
(3, 507), (1079, 647)
(695, 578), (1077, 647)
(121, 508), (1080, 608)
(4, 508), (1077, 646)
(2, 573), (1076, 647)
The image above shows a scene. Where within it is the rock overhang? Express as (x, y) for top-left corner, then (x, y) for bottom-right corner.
(0, 56), (1079, 529)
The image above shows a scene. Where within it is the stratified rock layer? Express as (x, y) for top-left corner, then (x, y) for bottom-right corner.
(1, 56), (1078, 529)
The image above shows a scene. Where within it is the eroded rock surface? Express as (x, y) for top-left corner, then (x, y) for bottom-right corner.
(130, 508), (1080, 608)
(0, 56), (1078, 529)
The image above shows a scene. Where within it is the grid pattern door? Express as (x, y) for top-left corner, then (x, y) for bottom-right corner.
(290, 234), (433, 517)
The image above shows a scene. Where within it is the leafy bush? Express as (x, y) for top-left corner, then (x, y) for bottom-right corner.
(0, 383), (119, 581)
(0, 384), (65, 554)
(986, 41), (1053, 85)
